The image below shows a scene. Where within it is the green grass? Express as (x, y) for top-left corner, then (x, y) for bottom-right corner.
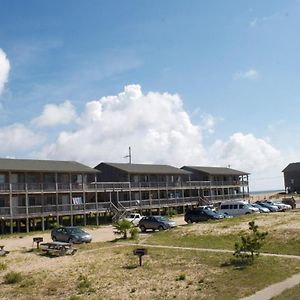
(143, 218), (300, 256)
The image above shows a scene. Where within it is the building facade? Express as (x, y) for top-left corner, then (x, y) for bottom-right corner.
(282, 162), (300, 194)
(0, 159), (250, 233)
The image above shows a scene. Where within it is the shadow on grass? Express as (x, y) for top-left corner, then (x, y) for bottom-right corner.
(221, 257), (254, 270)
(122, 264), (138, 270)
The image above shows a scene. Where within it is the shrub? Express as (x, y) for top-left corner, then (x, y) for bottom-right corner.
(129, 227), (139, 240)
(234, 221), (268, 262)
(113, 219), (135, 239)
(167, 208), (177, 218)
(77, 274), (92, 292)
(3, 271), (23, 284)
(176, 273), (186, 281)
(0, 262), (7, 271)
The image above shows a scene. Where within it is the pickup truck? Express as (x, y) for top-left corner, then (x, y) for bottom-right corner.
(124, 213), (144, 226)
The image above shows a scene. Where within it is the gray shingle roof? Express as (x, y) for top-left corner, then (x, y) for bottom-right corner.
(0, 158), (98, 173)
(182, 166), (249, 175)
(100, 162), (191, 175)
(282, 163), (300, 172)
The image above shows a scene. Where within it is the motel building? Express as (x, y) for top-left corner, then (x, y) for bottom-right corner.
(0, 158), (249, 233)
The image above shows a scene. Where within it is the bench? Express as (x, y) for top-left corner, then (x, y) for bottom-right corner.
(32, 237), (44, 249)
(0, 245), (9, 256)
(40, 242), (77, 256)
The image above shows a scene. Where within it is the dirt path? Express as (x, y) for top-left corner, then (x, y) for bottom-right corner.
(240, 272), (300, 300)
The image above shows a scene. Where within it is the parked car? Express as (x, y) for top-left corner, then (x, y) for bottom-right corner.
(51, 226), (92, 243)
(218, 201), (259, 216)
(138, 216), (176, 232)
(124, 213), (144, 226)
(256, 201), (279, 212)
(263, 200), (291, 211)
(249, 203), (270, 213)
(282, 197), (296, 209)
(184, 208), (224, 223)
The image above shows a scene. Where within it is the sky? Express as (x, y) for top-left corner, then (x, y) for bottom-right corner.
(0, 0), (300, 191)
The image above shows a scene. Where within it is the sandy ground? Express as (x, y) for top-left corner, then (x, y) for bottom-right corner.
(0, 216), (187, 252)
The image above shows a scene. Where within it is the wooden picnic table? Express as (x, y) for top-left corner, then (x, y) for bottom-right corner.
(40, 242), (77, 256)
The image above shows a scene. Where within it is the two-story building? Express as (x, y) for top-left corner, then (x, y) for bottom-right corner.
(0, 158), (250, 233)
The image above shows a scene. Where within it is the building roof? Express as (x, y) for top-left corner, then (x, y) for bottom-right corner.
(182, 166), (249, 176)
(0, 158), (99, 173)
(98, 162), (191, 175)
(282, 162), (300, 172)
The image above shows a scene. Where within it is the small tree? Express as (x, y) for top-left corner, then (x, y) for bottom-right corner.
(113, 219), (135, 239)
(234, 221), (268, 262)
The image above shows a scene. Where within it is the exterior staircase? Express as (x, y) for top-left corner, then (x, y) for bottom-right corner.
(110, 201), (128, 223)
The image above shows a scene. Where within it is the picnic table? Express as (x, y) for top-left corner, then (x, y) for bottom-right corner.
(0, 245), (9, 256)
(40, 242), (77, 256)
(32, 237), (44, 249)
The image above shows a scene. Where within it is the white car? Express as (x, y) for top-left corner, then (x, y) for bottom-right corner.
(124, 213), (144, 226)
(264, 200), (291, 211)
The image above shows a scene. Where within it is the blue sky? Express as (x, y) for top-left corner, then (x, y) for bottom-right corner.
(0, 1), (300, 190)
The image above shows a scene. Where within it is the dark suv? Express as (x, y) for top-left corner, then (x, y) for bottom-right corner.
(184, 208), (223, 223)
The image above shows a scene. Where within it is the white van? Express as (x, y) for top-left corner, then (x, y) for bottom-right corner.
(218, 201), (259, 216)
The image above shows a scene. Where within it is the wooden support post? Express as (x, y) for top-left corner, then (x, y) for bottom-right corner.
(42, 216), (45, 231)
(26, 218), (29, 233)
(10, 219), (13, 234)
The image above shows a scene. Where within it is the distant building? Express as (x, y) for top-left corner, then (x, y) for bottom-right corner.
(282, 162), (300, 193)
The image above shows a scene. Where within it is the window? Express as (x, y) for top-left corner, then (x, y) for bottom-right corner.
(239, 204), (244, 209)
(221, 205), (229, 209)
(233, 205), (238, 209)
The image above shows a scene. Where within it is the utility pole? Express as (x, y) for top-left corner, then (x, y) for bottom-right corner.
(124, 146), (132, 164)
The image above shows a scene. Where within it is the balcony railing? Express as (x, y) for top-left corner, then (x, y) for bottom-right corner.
(0, 192), (249, 218)
(0, 180), (249, 193)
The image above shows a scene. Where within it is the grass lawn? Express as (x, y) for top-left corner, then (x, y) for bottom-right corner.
(143, 211), (300, 255)
(1, 243), (300, 300)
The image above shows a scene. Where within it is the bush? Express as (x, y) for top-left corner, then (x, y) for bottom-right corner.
(113, 219), (135, 239)
(234, 221), (268, 263)
(3, 271), (23, 284)
(129, 227), (139, 240)
(176, 273), (186, 281)
(0, 262), (7, 271)
(77, 274), (92, 292)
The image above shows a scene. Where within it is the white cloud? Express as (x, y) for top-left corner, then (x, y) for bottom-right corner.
(0, 48), (10, 95)
(250, 13), (281, 27)
(0, 124), (43, 153)
(233, 69), (259, 80)
(32, 100), (76, 127)
(28, 84), (286, 191)
(39, 84), (207, 167)
(200, 114), (222, 134)
(209, 132), (284, 190)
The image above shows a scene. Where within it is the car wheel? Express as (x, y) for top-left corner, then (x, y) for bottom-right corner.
(140, 225), (146, 232)
(52, 236), (57, 242)
(68, 238), (74, 244)
(186, 219), (192, 224)
(245, 212), (250, 215)
(158, 225), (164, 231)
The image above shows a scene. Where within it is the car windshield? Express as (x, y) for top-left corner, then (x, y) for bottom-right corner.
(68, 228), (85, 234)
(155, 216), (169, 222)
(205, 210), (217, 216)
